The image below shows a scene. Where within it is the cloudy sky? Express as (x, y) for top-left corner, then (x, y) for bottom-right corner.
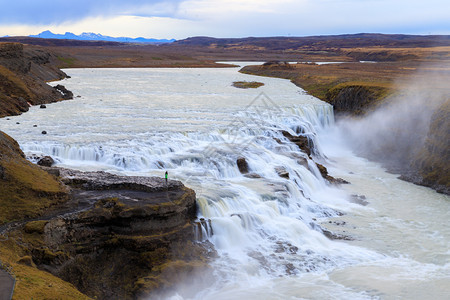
(0, 0), (449, 39)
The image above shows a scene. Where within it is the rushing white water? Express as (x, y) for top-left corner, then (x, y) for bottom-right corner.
(0, 65), (448, 299)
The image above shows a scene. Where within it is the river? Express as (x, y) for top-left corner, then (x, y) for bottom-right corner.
(0, 65), (448, 299)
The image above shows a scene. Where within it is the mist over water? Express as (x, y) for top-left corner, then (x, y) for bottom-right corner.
(335, 62), (450, 171)
(0, 66), (449, 299)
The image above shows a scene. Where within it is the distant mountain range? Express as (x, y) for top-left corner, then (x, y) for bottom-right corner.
(29, 30), (175, 44)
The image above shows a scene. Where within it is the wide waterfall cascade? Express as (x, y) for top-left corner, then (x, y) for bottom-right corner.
(0, 66), (448, 299)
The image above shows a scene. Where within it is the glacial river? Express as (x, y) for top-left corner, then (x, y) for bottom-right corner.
(0, 65), (449, 299)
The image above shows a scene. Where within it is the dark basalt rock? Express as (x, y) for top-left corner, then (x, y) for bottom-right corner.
(275, 166), (289, 179)
(315, 163), (349, 185)
(40, 104), (46, 108)
(53, 84), (73, 100)
(322, 228), (353, 241)
(281, 130), (312, 157)
(37, 155), (54, 167)
(277, 131), (349, 184)
(244, 173), (262, 179)
(237, 157), (249, 174)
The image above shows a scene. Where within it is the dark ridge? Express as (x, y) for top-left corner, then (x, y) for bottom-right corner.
(0, 36), (126, 47)
(175, 33), (450, 49)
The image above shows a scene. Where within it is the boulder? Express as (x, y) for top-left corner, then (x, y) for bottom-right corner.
(40, 104), (47, 109)
(53, 84), (73, 100)
(315, 163), (329, 178)
(244, 173), (262, 179)
(37, 156), (54, 167)
(237, 157), (249, 174)
(281, 130), (312, 156)
(275, 166), (289, 179)
(315, 163), (349, 184)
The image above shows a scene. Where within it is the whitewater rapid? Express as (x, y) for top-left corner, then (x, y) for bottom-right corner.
(0, 65), (448, 299)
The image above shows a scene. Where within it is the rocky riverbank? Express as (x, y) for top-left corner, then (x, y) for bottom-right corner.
(241, 62), (450, 194)
(0, 42), (72, 118)
(240, 62), (394, 115)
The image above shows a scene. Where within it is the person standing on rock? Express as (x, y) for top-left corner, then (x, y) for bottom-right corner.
(165, 171), (168, 185)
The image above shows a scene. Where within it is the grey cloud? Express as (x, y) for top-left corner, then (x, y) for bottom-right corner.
(0, 0), (182, 25)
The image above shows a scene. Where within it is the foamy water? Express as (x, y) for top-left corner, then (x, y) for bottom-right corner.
(0, 65), (448, 299)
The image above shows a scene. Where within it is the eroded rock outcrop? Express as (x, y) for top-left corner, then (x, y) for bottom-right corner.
(278, 130), (348, 184)
(275, 166), (289, 179)
(281, 130), (312, 157)
(0, 42), (71, 117)
(53, 84), (73, 100)
(314, 163), (349, 185)
(17, 168), (214, 299)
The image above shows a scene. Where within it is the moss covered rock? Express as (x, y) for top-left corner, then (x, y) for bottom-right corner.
(24, 220), (48, 234)
(232, 81), (264, 89)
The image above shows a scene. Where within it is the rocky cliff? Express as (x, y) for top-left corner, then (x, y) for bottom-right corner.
(25, 169), (212, 299)
(0, 131), (213, 299)
(240, 63), (391, 115)
(325, 83), (389, 115)
(407, 99), (450, 194)
(0, 42), (70, 117)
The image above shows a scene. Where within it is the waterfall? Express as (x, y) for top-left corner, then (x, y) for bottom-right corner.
(20, 102), (381, 278)
(6, 67), (446, 300)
